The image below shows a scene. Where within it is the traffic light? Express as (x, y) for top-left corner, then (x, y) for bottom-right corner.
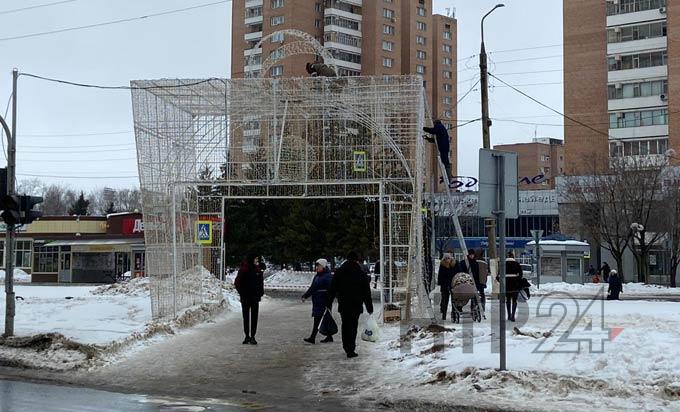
(19, 195), (43, 225)
(0, 194), (21, 225)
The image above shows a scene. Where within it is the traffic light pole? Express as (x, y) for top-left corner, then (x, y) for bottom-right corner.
(4, 69), (18, 337)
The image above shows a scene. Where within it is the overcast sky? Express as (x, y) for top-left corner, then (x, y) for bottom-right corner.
(0, 0), (562, 191)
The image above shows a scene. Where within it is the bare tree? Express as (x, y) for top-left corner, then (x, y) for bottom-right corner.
(116, 188), (142, 212)
(16, 178), (45, 196)
(662, 167), (680, 288)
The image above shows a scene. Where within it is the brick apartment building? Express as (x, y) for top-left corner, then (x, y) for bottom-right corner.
(564, 0), (672, 173)
(230, 0), (458, 184)
(495, 138), (565, 190)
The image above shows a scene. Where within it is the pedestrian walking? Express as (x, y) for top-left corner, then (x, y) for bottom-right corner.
(607, 270), (623, 300)
(234, 255), (264, 345)
(327, 251), (374, 358)
(302, 258), (334, 344)
(503, 252), (523, 322)
(423, 119), (452, 181)
(437, 253), (457, 320)
(457, 250), (486, 311)
(600, 262), (611, 283)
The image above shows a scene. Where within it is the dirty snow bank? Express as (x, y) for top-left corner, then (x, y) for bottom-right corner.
(531, 282), (680, 297)
(0, 267), (240, 371)
(346, 298), (680, 411)
(264, 270), (314, 287)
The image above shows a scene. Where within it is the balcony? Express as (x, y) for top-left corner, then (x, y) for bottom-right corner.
(328, 58), (361, 71)
(244, 31), (263, 42)
(244, 64), (263, 72)
(608, 124), (668, 139)
(245, 15), (263, 26)
(607, 37), (666, 55)
(608, 65), (667, 83)
(609, 95), (667, 111)
(609, 154), (667, 169)
(324, 24), (361, 39)
(245, 0), (263, 7)
(324, 7), (362, 20)
(324, 41), (361, 55)
(243, 128), (261, 137)
(244, 48), (262, 57)
(607, 8), (666, 27)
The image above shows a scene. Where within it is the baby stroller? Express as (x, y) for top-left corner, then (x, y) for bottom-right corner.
(450, 272), (483, 323)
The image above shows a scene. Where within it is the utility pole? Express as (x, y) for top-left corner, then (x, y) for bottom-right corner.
(480, 5), (504, 263)
(4, 69), (18, 337)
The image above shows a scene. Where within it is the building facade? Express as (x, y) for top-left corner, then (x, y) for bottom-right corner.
(1, 213), (146, 283)
(564, 0), (671, 172)
(231, 0), (458, 186)
(495, 138), (565, 190)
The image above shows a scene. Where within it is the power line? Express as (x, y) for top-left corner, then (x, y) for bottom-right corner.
(20, 143), (134, 149)
(460, 54), (563, 72)
(20, 72), (222, 90)
(0, 0), (230, 42)
(17, 147), (134, 154)
(488, 43), (562, 55)
(19, 157), (137, 163)
(20, 130), (133, 137)
(457, 79), (480, 105)
(17, 173), (138, 179)
(0, 0), (77, 16)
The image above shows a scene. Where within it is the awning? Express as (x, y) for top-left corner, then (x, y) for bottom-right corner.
(45, 239), (144, 247)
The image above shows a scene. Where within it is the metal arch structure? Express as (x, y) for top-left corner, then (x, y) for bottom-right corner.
(246, 29), (337, 77)
(131, 75), (433, 322)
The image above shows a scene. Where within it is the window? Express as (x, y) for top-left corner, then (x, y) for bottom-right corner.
(330, 49), (361, 64)
(442, 57), (452, 65)
(270, 15), (284, 26)
(416, 50), (426, 60)
(34, 246), (59, 273)
(444, 83), (453, 92)
(417, 6), (426, 16)
(443, 96), (452, 105)
(608, 79), (668, 99)
(443, 110), (452, 118)
(383, 57), (393, 68)
(443, 31), (452, 40)
(609, 108), (668, 128)
(417, 21), (427, 31)
(416, 35), (426, 45)
(607, 0), (667, 16)
(271, 0), (284, 8)
(245, 6), (262, 18)
(315, 19), (321, 28)
(443, 44), (452, 53)
(271, 32), (284, 43)
(315, 2), (322, 12)
(15, 240), (32, 268)
(383, 8), (395, 19)
(383, 24), (395, 35)
(382, 40), (394, 51)
(271, 65), (284, 77)
(443, 70), (452, 79)
(608, 50), (667, 71)
(416, 65), (425, 74)
(325, 16), (360, 31)
(384, 0), (393, 2)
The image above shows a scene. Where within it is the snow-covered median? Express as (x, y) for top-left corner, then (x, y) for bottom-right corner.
(359, 298), (680, 410)
(0, 267), (239, 371)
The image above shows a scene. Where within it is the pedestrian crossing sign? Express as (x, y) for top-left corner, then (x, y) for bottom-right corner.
(195, 221), (213, 245)
(353, 150), (367, 172)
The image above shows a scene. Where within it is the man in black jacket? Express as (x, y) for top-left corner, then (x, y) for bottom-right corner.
(327, 251), (374, 358)
(423, 119), (451, 180)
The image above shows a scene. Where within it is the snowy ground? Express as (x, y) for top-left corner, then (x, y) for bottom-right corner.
(0, 268), (240, 371)
(0, 269), (32, 283)
(356, 296), (680, 411)
(264, 270), (314, 288)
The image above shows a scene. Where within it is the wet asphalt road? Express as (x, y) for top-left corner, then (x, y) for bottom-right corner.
(0, 379), (243, 412)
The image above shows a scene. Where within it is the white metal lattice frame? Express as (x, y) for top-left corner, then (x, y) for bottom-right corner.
(246, 29), (337, 78)
(132, 75), (430, 321)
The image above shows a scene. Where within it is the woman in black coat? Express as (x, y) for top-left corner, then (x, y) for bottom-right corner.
(234, 255), (264, 345)
(302, 258), (334, 344)
(607, 270), (623, 300)
(437, 253), (457, 320)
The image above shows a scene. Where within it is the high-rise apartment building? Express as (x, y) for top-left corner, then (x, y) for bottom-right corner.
(495, 138), (565, 190)
(564, 0), (672, 173)
(231, 0), (457, 183)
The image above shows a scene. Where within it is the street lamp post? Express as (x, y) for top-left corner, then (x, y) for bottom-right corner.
(479, 4), (504, 279)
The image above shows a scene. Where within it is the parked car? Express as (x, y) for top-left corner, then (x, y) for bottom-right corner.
(521, 264), (535, 279)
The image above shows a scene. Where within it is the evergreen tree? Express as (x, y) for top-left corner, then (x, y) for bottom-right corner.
(105, 201), (116, 214)
(68, 191), (90, 216)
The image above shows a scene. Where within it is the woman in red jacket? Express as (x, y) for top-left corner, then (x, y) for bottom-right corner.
(234, 255), (264, 345)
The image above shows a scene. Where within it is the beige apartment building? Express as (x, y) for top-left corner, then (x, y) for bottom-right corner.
(495, 138), (565, 190)
(564, 0), (675, 173)
(230, 0), (458, 183)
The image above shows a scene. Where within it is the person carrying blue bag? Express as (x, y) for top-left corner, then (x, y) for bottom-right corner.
(302, 258), (334, 344)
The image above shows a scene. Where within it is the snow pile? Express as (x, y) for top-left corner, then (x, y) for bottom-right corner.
(91, 277), (150, 296)
(264, 270), (314, 287)
(0, 269), (32, 283)
(366, 298), (680, 410)
(532, 282), (680, 297)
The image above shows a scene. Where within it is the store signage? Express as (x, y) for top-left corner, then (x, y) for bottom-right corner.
(449, 174), (547, 190)
(122, 218), (145, 235)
